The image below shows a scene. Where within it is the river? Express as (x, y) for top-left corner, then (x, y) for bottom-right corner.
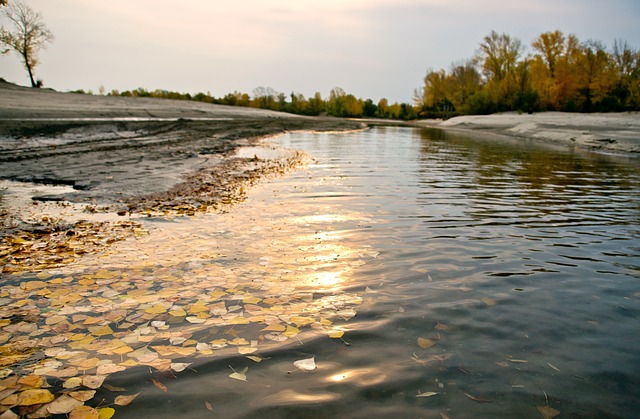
(2, 126), (639, 418)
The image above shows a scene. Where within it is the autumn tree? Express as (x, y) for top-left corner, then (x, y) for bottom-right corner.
(0, 1), (54, 87)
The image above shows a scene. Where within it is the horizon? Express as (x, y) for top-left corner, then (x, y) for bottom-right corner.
(1, 0), (639, 103)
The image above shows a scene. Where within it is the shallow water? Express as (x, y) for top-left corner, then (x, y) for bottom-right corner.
(3, 126), (640, 418)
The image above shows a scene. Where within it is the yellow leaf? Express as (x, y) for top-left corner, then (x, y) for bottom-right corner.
(228, 316), (250, 325)
(17, 375), (44, 388)
(72, 358), (100, 370)
(210, 290), (227, 300)
(17, 389), (55, 406)
(417, 338), (436, 349)
(229, 337), (250, 346)
(111, 345), (134, 355)
(89, 325), (113, 337)
(145, 305), (167, 314)
(290, 316), (315, 327)
(169, 308), (187, 317)
(329, 330), (344, 339)
(262, 323), (286, 332)
(537, 406), (560, 419)
(185, 316), (206, 324)
(94, 269), (118, 280)
(63, 377), (83, 389)
(98, 407), (116, 419)
(242, 296), (262, 305)
(119, 359), (139, 367)
(434, 322), (449, 331)
(69, 405), (100, 419)
(283, 325), (300, 338)
(238, 347), (257, 355)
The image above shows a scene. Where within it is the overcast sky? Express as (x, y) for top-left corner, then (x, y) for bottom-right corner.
(1, 0), (639, 103)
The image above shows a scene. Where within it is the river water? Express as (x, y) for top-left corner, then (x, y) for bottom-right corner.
(4, 126), (640, 418)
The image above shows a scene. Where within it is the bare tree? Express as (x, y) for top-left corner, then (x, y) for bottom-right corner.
(0, 1), (54, 87)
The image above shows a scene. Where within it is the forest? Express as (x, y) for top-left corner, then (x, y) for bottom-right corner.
(79, 30), (638, 120)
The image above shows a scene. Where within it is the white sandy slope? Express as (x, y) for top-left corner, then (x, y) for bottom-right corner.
(421, 112), (640, 155)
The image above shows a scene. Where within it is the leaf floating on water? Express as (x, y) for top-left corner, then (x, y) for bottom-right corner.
(46, 394), (84, 414)
(103, 384), (127, 392)
(98, 407), (116, 419)
(293, 357), (316, 371)
(205, 401), (214, 411)
(464, 392), (492, 403)
(17, 389), (55, 406)
(495, 362), (510, 368)
(417, 337), (436, 349)
(262, 323), (286, 332)
(82, 375), (107, 389)
(481, 298), (496, 306)
(171, 362), (192, 373)
(328, 330), (345, 339)
(416, 391), (439, 398)
(114, 392), (141, 406)
(151, 378), (168, 394)
(69, 405), (100, 419)
(246, 355), (263, 363)
(434, 322), (449, 331)
(228, 366), (248, 381)
(547, 362), (560, 372)
(509, 359), (528, 364)
(537, 405), (560, 419)
(69, 390), (97, 402)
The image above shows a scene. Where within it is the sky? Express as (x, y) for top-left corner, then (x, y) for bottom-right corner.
(1, 0), (639, 103)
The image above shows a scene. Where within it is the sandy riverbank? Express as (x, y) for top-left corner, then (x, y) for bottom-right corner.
(418, 111), (640, 155)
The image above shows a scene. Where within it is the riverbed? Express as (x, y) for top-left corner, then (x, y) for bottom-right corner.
(1, 126), (639, 418)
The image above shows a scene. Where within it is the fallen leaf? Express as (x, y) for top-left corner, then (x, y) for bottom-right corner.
(416, 391), (439, 398)
(171, 363), (192, 373)
(293, 357), (316, 371)
(69, 405), (99, 419)
(98, 407), (116, 419)
(63, 377), (83, 389)
(481, 298), (496, 306)
(46, 394), (84, 414)
(205, 401), (213, 411)
(17, 389), (55, 406)
(228, 366), (248, 381)
(82, 375), (107, 389)
(418, 338), (436, 349)
(537, 405), (560, 419)
(151, 378), (168, 393)
(103, 384), (127, 392)
(68, 390), (97, 402)
(547, 362), (560, 372)
(328, 330), (344, 339)
(464, 392), (492, 403)
(114, 392), (140, 406)
(434, 322), (449, 331)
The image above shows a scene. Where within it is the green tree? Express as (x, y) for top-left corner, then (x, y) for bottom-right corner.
(0, 1), (54, 87)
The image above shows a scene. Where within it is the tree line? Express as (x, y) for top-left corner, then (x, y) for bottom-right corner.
(416, 30), (640, 117)
(80, 86), (420, 121)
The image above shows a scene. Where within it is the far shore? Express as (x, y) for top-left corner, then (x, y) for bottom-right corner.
(1, 81), (639, 273)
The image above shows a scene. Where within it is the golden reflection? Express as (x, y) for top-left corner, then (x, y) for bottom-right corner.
(326, 368), (387, 386)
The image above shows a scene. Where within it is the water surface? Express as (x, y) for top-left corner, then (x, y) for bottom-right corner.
(3, 126), (639, 418)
